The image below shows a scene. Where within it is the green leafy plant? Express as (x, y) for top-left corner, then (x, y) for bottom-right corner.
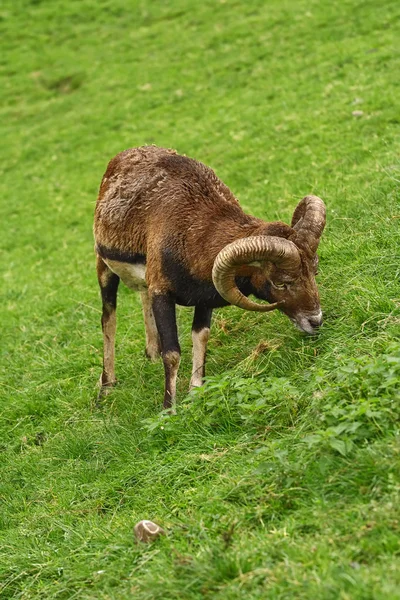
(304, 344), (400, 455)
(143, 375), (300, 440)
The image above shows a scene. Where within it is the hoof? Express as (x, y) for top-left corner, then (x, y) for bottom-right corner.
(97, 375), (117, 399)
(189, 379), (203, 391)
(145, 346), (161, 362)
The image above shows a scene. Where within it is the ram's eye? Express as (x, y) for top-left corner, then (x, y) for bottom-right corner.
(272, 282), (287, 290)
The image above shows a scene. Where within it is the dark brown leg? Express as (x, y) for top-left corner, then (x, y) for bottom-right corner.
(97, 255), (119, 395)
(151, 294), (181, 410)
(140, 290), (161, 361)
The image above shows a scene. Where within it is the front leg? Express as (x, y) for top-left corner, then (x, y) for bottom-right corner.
(151, 294), (181, 410)
(190, 306), (212, 389)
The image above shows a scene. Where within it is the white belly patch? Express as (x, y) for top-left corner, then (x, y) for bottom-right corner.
(104, 259), (147, 291)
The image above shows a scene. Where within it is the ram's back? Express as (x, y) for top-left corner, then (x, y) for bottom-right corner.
(94, 146), (247, 259)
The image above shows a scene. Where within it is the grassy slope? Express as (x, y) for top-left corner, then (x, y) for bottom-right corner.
(1, 0), (400, 597)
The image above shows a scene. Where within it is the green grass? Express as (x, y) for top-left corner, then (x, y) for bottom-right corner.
(1, 0), (400, 597)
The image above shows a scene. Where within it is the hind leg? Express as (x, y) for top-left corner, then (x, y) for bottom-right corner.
(141, 290), (161, 361)
(97, 255), (120, 395)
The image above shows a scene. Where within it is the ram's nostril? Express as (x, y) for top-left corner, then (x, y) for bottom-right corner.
(308, 316), (323, 329)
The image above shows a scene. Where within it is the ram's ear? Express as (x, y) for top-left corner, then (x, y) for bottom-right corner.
(248, 260), (262, 267)
(291, 195), (326, 255)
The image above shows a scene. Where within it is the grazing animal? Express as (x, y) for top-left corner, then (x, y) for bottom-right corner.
(94, 146), (326, 409)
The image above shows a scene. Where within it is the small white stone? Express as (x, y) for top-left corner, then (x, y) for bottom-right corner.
(134, 520), (165, 543)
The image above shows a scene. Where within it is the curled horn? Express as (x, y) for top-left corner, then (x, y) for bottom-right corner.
(212, 236), (301, 312)
(291, 195), (326, 255)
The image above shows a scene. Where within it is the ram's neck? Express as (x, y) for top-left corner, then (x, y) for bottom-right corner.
(210, 216), (294, 249)
(188, 217), (294, 281)
(248, 219), (294, 240)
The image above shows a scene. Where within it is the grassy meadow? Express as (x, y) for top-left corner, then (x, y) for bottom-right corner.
(1, 0), (400, 597)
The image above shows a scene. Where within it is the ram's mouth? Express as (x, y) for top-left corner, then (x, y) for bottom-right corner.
(291, 311), (323, 335)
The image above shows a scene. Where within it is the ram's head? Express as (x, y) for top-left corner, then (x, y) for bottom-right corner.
(212, 196), (326, 334)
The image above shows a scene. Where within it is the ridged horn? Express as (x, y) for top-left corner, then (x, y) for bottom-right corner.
(291, 195), (326, 255)
(212, 236), (301, 312)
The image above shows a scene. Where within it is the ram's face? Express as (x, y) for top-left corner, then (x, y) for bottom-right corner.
(264, 255), (322, 334)
(212, 196), (326, 328)
(247, 252), (322, 334)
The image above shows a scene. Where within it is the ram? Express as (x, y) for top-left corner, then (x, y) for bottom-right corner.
(94, 146), (326, 409)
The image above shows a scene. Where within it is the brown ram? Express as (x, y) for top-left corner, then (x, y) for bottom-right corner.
(94, 146), (326, 409)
